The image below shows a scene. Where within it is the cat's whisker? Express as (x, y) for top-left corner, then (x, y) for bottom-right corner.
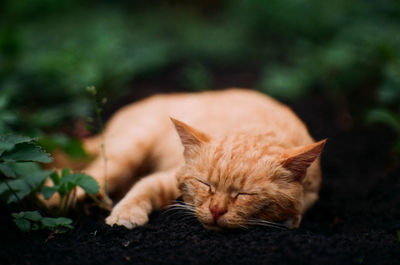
(162, 202), (197, 222)
(247, 219), (285, 226)
(172, 210), (196, 217)
(167, 202), (196, 209)
(248, 218), (287, 226)
(163, 205), (193, 213)
(239, 224), (249, 230)
(246, 218), (289, 230)
(164, 204), (195, 213)
(178, 201), (195, 206)
(247, 221), (285, 230)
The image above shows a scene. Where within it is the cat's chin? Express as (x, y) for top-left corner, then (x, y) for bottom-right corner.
(202, 223), (223, 231)
(201, 221), (243, 231)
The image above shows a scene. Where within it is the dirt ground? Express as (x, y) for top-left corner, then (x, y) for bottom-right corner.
(1, 69), (400, 265)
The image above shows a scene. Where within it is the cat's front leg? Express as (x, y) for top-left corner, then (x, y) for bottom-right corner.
(105, 169), (180, 229)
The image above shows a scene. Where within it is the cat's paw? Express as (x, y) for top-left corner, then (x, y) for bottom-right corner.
(105, 205), (149, 229)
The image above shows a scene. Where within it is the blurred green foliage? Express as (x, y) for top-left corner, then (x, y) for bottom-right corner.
(0, 0), (399, 149)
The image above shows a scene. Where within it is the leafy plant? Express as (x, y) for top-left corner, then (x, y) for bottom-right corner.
(0, 95), (17, 134)
(11, 210), (42, 232)
(0, 134), (99, 232)
(12, 211), (73, 233)
(38, 134), (88, 159)
(42, 168), (99, 215)
(2, 0), (400, 139)
(365, 62), (400, 154)
(0, 135), (52, 204)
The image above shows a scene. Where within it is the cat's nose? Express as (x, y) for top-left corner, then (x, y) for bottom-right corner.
(209, 206), (227, 221)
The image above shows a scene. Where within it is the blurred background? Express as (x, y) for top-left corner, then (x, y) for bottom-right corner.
(1, 0), (400, 159)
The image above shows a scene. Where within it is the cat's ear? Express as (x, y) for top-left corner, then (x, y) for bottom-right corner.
(170, 118), (210, 158)
(280, 139), (327, 182)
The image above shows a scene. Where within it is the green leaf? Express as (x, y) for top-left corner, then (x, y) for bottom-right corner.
(40, 217), (58, 228)
(11, 212), (24, 219)
(23, 211), (42, 221)
(259, 66), (310, 100)
(1, 143), (53, 163)
(4, 179), (31, 203)
(56, 169), (80, 194)
(42, 186), (58, 200)
(50, 171), (61, 185)
(13, 217), (31, 232)
(63, 138), (88, 159)
(61, 168), (71, 178)
(38, 134), (88, 159)
(41, 217), (73, 232)
(76, 174), (99, 194)
(12, 163), (51, 189)
(57, 225), (73, 233)
(0, 182), (7, 195)
(366, 109), (400, 134)
(0, 163), (16, 178)
(38, 134), (69, 152)
(54, 217), (74, 233)
(0, 164), (51, 203)
(54, 217), (73, 226)
(0, 135), (34, 155)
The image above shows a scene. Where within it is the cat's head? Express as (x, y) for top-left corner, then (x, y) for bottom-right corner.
(171, 118), (326, 230)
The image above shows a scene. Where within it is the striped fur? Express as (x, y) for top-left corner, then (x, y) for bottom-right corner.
(77, 89), (325, 229)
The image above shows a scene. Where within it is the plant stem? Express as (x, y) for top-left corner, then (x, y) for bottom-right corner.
(95, 100), (108, 196)
(70, 188), (77, 206)
(88, 86), (108, 208)
(91, 88), (108, 198)
(63, 192), (71, 215)
(57, 195), (66, 216)
(100, 136), (107, 196)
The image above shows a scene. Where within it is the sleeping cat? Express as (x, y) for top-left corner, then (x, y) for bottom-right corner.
(80, 89), (326, 230)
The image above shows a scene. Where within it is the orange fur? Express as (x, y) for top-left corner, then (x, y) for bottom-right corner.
(79, 89), (325, 229)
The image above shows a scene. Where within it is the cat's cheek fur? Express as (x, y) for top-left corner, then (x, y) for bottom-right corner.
(179, 178), (208, 206)
(254, 190), (303, 225)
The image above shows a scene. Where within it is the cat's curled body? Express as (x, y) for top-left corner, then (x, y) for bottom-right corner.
(82, 89), (325, 230)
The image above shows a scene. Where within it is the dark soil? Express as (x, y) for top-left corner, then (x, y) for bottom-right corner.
(1, 69), (400, 265)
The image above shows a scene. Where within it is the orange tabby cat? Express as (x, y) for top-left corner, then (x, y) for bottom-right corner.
(80, 89), (326, 230)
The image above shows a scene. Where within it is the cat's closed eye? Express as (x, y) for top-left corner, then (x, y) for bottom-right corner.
(195, 178), (214, 193)
(233, 192), (257, 199)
